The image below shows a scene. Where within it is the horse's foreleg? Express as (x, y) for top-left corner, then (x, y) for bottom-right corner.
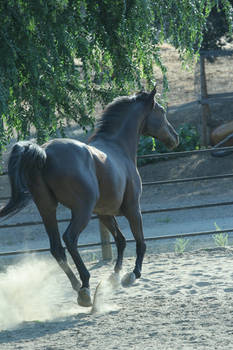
(98, 215), (126, 273)
(128, 211), (146, 278)
(122, 209), (146, 286)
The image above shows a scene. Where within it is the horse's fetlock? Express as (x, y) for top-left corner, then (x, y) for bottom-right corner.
(133, 269), (141, 279)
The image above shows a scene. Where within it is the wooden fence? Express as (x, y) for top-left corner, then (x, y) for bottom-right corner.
(199, 49), (233, 146)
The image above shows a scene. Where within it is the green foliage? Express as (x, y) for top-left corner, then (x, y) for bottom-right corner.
(0, 0), (232, 146)
(174, 124), (200, 152)
(137, 136), (155, 166)
(201, 0), (233, 52)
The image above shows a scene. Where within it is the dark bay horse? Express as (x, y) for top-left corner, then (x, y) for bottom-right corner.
(0, 87), (179, 307)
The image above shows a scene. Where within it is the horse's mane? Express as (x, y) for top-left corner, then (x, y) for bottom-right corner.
(89, 91), (150, 141)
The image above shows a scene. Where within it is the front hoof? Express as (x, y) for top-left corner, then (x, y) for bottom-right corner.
(121, 272), (136, 287)
(78, 287), (92, 307)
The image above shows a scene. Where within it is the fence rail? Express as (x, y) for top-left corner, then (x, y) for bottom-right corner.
(1, 172), (233, 203)
(1, 200), (233, 230)
(1, 227), (233, 257)
(137, 145), (233, 160)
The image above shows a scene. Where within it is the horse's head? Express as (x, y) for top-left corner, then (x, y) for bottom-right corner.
(142, 90), (179, 150)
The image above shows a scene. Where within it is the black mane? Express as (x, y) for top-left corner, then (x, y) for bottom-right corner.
(89, 91), (150, 140)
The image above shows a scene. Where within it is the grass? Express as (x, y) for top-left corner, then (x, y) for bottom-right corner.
(174, 238), (189, 254)
(213, 222), (228, 248)
(156, 217), (171, 224)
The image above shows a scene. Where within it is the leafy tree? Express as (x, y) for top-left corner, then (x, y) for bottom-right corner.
(201, 0), (233, 51)
(0, 0), (232, 147)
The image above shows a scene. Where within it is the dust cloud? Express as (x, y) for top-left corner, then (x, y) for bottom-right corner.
(91, 273), (120, 314)
(0, 256), (77, 330)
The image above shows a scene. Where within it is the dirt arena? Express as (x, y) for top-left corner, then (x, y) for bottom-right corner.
(1, 247), (233, 349)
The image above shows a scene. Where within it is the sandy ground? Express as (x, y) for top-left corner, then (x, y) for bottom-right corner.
(1, 149), (233, 349)
(1, 247), (233, 349)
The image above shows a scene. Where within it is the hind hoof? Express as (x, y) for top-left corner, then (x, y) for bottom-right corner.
(78, 287), (92, 307)
(121, 272), (136, 287)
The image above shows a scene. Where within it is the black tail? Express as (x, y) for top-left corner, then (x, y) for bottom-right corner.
(0, 141), (47, 219)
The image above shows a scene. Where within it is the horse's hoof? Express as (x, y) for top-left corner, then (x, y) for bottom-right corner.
(78, 287), (92, 307)
(121, 272), (136, 287)
(108, 273), (120, 289)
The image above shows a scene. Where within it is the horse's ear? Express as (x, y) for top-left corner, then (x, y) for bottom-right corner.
(148, 84), (157, 107)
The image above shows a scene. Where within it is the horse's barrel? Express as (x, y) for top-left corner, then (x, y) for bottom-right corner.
(210, 121), (233, 146)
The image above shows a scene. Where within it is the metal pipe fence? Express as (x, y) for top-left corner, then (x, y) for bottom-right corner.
(1, 227), (233, 257)
(0, 200), (233, 230)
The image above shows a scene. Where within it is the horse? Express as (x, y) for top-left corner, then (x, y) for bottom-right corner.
(0, 86), (179, 307)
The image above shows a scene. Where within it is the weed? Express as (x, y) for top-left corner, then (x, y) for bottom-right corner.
(156, 217), (171, 224)
(174, 238), (189, 254)
(213, 223), (228, 247)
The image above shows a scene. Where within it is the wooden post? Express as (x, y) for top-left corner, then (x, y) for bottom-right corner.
(99, 221), (112, 260)
(200, 55), (211, 146)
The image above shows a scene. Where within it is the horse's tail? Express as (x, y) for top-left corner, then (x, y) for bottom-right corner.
(0, 141), (47, 219)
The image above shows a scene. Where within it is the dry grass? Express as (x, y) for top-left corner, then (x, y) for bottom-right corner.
(154, 43), (233, 106)
(152, 44), (233, 134)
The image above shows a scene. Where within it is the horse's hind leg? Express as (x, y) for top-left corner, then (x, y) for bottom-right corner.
(98, 215), (126, 273)
(29, 180), (81, 292)
(41, 211), (81, 292)
(62, 200), (95, 307)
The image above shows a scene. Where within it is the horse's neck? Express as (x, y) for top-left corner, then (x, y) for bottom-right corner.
(91, 113), (143, 162)
(116, 120), (141, 161)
